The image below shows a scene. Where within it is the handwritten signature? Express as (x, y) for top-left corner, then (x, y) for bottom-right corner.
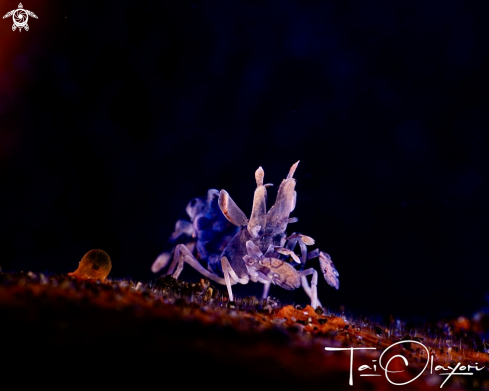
(325, 340), (485, 388)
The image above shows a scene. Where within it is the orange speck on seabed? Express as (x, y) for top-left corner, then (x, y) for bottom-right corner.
(68, 249), (112, 281)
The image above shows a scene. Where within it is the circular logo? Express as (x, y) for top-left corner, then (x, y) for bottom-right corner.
(13, 9), (28, 28)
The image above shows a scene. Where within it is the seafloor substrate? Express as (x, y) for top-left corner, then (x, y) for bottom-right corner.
(0, 271), (488, 390)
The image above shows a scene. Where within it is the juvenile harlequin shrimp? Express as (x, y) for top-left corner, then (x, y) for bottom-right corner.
(151, 161), (339, 308)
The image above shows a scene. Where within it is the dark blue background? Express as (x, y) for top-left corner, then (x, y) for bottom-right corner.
(1, 0), (489, 321)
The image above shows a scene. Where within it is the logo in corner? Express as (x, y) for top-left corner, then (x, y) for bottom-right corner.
(3, 3), (38, 32)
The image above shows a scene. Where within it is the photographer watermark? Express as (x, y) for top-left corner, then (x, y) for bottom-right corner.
(3, 3), (37, 32)
(325, 340), (485, 388)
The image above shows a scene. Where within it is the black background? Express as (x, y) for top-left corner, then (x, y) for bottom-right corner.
(1, 0), (489, 322)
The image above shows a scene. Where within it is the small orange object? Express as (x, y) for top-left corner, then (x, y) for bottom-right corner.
(68, 249), (112, 280)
